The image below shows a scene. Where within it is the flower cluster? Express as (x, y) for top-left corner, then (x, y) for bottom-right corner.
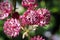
(22, 0), (38, 8)
(30, 35), (45, 40)
(0, 1), (12, 19)
(3, 18), (21, 37)
(20, 8), (50, 26)
(0, 0), (51, 39)
(37, 8), (50, 26)
(21, 0), (50, 27)
(22, 9), (40, 25)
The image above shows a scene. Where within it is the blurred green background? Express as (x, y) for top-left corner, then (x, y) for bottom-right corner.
(0, 0), (60, 40)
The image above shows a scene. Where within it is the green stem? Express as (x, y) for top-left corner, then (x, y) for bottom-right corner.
(28, 35), (30, 40)
(9, 37), (13, 40)
(12, 0), (16, 12)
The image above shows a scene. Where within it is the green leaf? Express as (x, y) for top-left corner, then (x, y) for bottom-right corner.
(40, 1), (46, 8)
(35, 27), (46, 35)
(0, 20), (4, 25)
(29, 30), (35, 36)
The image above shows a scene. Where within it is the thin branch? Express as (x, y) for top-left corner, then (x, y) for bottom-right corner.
(12, 0), (16, 12)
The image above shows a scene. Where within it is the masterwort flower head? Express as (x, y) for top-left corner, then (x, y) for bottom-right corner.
(0, 1), (12, 20)
(37, 8), (51, 26)
(19, 15), (28, 27)
(30, 35), (45, 40)
(23, 9), (40, 25)
(22, 0), (37, 8)
(3, 18), (21, 37)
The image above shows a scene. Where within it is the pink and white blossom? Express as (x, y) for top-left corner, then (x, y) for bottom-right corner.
(4, 18), (21, 37)
(30, 35), (45, 40)
(22, 0), (37, 8)
(23, 9), (40, 25)
(19, 15), (28, 27)
(37, 8), (50, 26)
(0, 1), (12, 20)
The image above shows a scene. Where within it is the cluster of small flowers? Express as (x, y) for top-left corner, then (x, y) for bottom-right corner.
(30, 35), (45, 40)
(4, 18), (21, 37)
(22, 0), (38, 9)
(21, 0), (51, 26)
(0, 0), (50, 39)
(0, 1), (12, 19)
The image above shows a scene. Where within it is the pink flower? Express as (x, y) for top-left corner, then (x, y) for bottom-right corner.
(23, 9), (40, 25)
(30, 35), (45, 40)
(1, 2), (12, 13)
(3, 18), (21, 37)
(0, 1), (12, 20)
(37, 8), (50, 26)
(22, 0), (37, 8)
(19, 15), (28, 27)
(0, 11), (9, 19)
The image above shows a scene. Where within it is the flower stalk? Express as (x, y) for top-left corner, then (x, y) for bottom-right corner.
(12, 0), (16, 12)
